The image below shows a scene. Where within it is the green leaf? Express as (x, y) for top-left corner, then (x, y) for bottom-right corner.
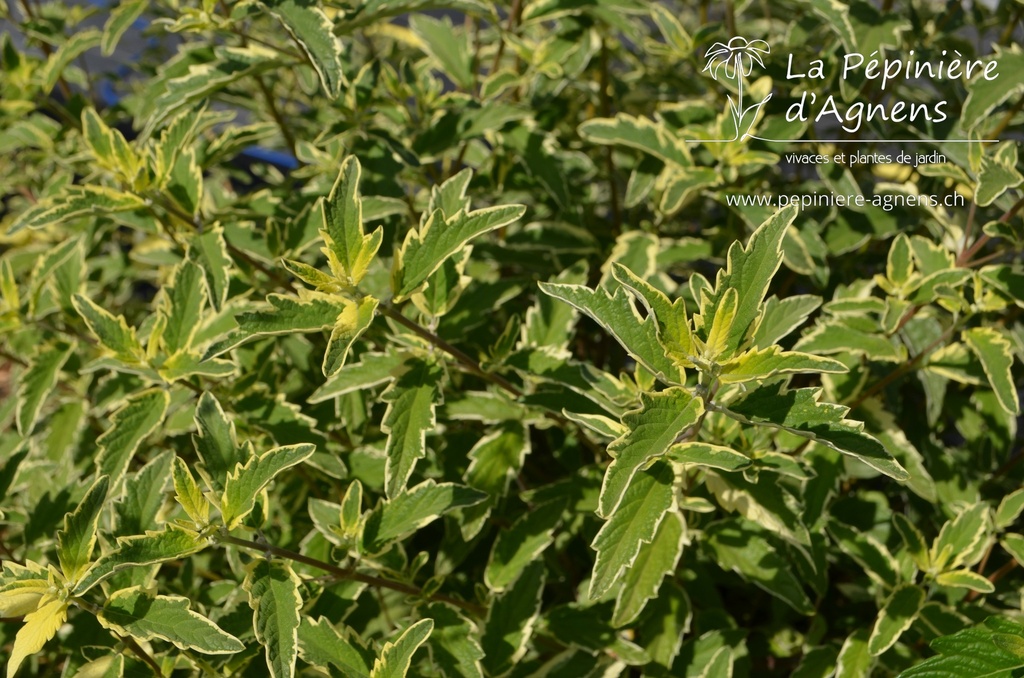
(886, 233), (914, 288)
(362, 481), (487, 553)
(935, 569), (995, 594)
(612, 511), (685, 627)
(172, 457), (210, 527)
(72, 294), (143, 362)
(322, 296), (378, 377)
(308, 352), (404, 403)
(931, 503), (990, 572)
(538, 281), (683, 383)
(409, 14), (473, 90)
(161, 259), (206, 354)
(695, 205), (797, 357)
(722, 383), (909, 481)
(751, 295), (822, 349)
(80, 109), (117, 168)
(147, 46), (278, 128)
(74, 528), (205, 595)
(650, 2), (692, 54)
(245, 560), (302, 678)
(590, 459), (675, 599)
(297, 617), (374, 677)
(706, 471), (810, 547)
(168, 148), (202, 215)
(599, 387), (702, 518)
(193, 391), (246, 493)
(393, 203), (526, 299)
(611, 263), (696, 368)
(636, 580), (691, 671)
(188, 226), (232, 312)
(1001, 533), (1024, 567)
(996, 489), (1024, 530)
(100, 587), (244, 654)
(961, 47), (1024, 130)
(485, 500), (565, 592)
(158, 350), (235, 382)
(320, 156), (382, 286)
(578, 113), (692, 168)
(523, 261), (589, 351)
(95, 389), (170, 491)
(57, 475), (109, 582)
(901, 617), (1024, 677)
(868, 584), (925, 655)
(370, 618), (434, 678)
(704, 287), (738, 359)
(222, 443), (316, 529)
(116, 451), (174, 536)
(481, 561), (545, 677)
(101, 0), (147, 56)
(151, 102), (204, 186)
(81, 107), (134, 175)
(460, 424), (529, 540)
(9, 186), (146, 234)
(423, 603), (484, 678)
(893, 513), (930, 572)
(704, 518), (814, 615)
(700, 647), (733, 678)
(669, 443), (751, 472)
(544, 604), (649, 665)
(308, 497), (345, 546)
(411, 247), (471, 318)
(204, 293), (350, 358)
(40, 30), (101, 93)
(795, 320), (905, 363)
(261, 0), (344, 97)
(381, 358), (444, 498)
(835, 629), (872, 678)
(717, 346), (847, 384)
(15, 342), (74, 435)
(963, 327), (1019, 415)
(6, 595), (68, 678)
(828, 520), (899, 589)
(505, 347), (631, 415)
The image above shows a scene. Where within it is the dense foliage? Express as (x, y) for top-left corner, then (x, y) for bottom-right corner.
(1, 0), (1023, 676)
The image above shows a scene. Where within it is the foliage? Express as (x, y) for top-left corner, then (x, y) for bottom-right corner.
(1, 0), (1023, 676)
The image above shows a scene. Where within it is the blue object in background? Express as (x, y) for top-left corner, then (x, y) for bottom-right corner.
(78, 0), (300, 175)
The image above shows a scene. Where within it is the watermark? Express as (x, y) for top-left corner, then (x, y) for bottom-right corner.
(724, 191), (966, 212)
(699, 36), (1001, 144)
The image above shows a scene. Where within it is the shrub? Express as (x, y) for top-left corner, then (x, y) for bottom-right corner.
(1, 0), (1023, 676)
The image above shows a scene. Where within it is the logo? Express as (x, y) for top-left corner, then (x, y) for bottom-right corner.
(700, 38), (1000, 144)
(701, 37), (773, 142)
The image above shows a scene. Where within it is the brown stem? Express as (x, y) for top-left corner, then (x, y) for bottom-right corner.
(488, 0), (523, 76)
(378, 305), (603, 458)
(989, 446), (1024, 481)
(151, 194), (297, 292)
(219, 0), (296, 158)
(218, 534), (484, 615)
(959, 200), (977, 261)
(378, 303), (523, 397)
(0, 348), (28, 367)
(989, 94), (1024, 141)
(75, 598), (165, 676)
(958, 195), (1024, 266)
(845, 323), (958, 410)
(724, 0), (736, 37)
(255, 76), (297, 158)
(965, 559), (1018, 602)
(598, 39), (621, 236)
(1000, 8), (1023, 46)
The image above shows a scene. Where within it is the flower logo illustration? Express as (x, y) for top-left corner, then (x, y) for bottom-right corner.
(702, 37), (773, 141)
